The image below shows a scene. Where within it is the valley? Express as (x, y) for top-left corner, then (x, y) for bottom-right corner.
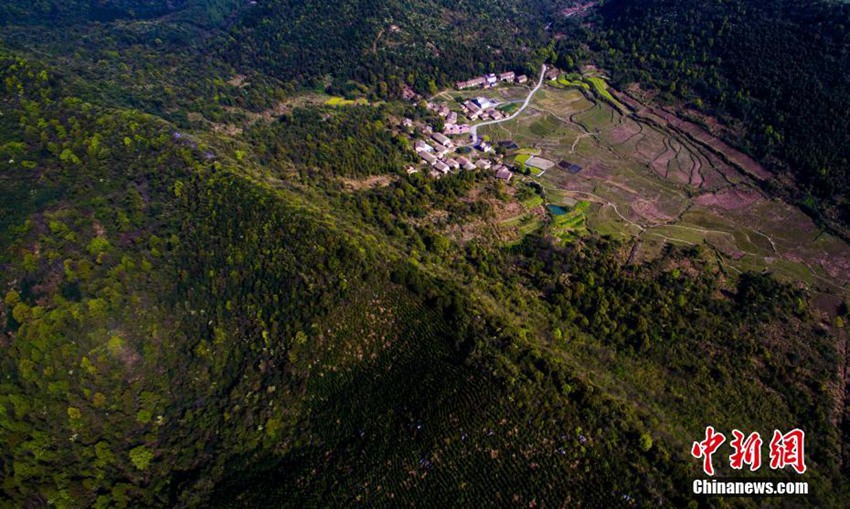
(469, 76), (850, 301)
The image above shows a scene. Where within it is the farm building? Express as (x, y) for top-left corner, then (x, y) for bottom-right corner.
(434, 160), (450, 174)
(475, 140), (493, 153)
(415, 140), (435, 152)
(456, 77), (486, 89)
(499, 71), (516, 82)
(431, 133), (454, 148)
(420, 152), (438, 165)
(495, 166), (513, 181)
(515, 75), (528, 84)
(473, 97), (496, 109)
(445, 124), (471, 135)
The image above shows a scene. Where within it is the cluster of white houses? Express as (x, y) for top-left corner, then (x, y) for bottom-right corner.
(426, 101), (472, 135)
(422, 95), (507, 138)
(460, 97), (506, 122)
(397, 71), (542, 182)
(414, 132), (511, 181)
(455, 71), (528, 90)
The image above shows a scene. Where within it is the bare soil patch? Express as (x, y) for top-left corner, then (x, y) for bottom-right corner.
(607, 122), (641, 145)
(339, 175), (395, 191)
(631, 199), (674, 224)
(694, 188), (762, 210)
(650, 145), (675, 179)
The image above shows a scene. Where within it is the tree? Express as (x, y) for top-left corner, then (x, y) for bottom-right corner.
(129, 446), (154, 471)
(639, 433), (653, 452)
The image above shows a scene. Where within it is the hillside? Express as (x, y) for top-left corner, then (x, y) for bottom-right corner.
(0, 1), (849, 507)
(0, 0), (184, 25)
(580, 0), (850, 228)
(223, 0), (559, 93)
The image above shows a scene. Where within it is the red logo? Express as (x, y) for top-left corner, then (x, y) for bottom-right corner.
(692, 427), (806, 476)
(729, 430), (763, 471)
(691, 426), (726, 476)
(769, 429), (807, 474)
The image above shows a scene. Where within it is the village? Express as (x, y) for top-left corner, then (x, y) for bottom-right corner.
(396, 69), (558, 182)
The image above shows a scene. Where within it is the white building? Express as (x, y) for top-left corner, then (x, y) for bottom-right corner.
(415, 140), (435, 153)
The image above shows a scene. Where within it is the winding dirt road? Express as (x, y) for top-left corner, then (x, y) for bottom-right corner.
(470, 64), (548, 143)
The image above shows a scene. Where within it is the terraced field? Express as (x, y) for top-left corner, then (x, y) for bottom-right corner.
(479, 84), (850, 297)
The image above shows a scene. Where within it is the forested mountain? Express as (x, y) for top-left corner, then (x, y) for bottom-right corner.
(223, 0), (559, 93)
(583, 0), (850, 226)
(1, 1), (850, 507)
(0, 0), (186, 25)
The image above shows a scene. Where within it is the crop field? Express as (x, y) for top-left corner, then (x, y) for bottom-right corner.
(512, 154), (550, 177)
(499, 212), (543, 243)
(551, 200), (590, 243)
(554, 75), (590, 91)
(496, 102), (520, 114)
(480, 82), (850, 296)
(521, 194), (544, 209)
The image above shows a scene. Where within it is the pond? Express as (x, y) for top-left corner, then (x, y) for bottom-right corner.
(547, 204), (567, 216)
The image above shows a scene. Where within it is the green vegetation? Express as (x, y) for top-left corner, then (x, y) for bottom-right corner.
(224, 0), (561, 95)
(522, 195), (544, 210)
(325, 96), (370, 106)
(496, 102), (520, 114)
(551, 200), (590, 242)
(513, 153), (542, 175)
(0, 1), (848, 507)
(577, 0), (850, 228)
(583, 76), (626, 112)
(556, 75), (590, 90)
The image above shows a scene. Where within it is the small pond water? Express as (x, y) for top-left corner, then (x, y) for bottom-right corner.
(547, 205), (567, 216)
